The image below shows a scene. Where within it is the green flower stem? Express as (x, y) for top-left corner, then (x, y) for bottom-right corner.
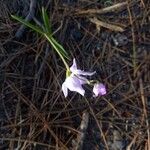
(44, 33), (70, 71)
(88, 80), (98, 85)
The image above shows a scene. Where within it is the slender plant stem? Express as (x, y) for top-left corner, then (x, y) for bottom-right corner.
(44, 33), (70, 71)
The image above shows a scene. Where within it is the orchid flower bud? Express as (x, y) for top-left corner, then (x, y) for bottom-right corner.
(93, 83), (106, 97)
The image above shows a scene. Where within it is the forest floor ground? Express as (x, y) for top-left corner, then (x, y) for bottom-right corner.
(0, 0), (150, 149)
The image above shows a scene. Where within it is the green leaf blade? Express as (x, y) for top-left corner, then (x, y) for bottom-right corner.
(44, 34), (69, 60)
(42, 7), (51, 34)
(51, 37), (69, 60)
(11, 15), (44, 35)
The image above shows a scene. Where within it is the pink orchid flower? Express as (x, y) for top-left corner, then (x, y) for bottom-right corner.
(62, 58), (96, 97)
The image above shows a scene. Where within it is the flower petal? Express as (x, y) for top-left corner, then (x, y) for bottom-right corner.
(70, 58), (77, 72)
(74, 70), (96, 76)
(65, 75), (85, 96)
(70, 59), (96, 76)
(77, 76), (88, 84)
(62, 82), (68, 97)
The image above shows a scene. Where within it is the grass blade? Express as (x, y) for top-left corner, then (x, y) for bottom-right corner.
(11, 15), (44, 35)
(42, 7), (51, 34)
(45, 33), (69, 60)
(51, 36), (69, 60)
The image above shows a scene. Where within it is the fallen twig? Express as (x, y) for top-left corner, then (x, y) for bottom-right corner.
(15, 0), (37, 38)
(139, 77), (150, 150)
(75, 111), (89, 150)
(126, 133), (138, 150)
(76, 2), (127, 15)
(36, 44), (50, 78)
(89, 17), (124, 32)
(76, 0), (140, 15)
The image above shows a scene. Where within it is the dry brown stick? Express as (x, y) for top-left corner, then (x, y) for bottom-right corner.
(76, 2), (127, 15)
(36, 44), (50, 78)
(15, 0), (37, 38)
(127, 1), (137, 77)
(126, 133), (138, 150)
(6, 80), (67, 149)
(75, 111), (89, 150)
(76, 0), (140, 15)
(140, 0), (145, 8)
(89, 17), (124, 32)
(0, 137), (55, 148)
(139, 78), (150, 150)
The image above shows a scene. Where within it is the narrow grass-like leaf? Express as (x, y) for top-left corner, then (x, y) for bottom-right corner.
(11, 15), (44, 35)
(12, 12), (70, 61)
(45, 33), (69, 60)
(44, 33), (70, 70)
(42, 7), (51, 34)
(51, 36), (69, 60)
(41, 8), (69, 59)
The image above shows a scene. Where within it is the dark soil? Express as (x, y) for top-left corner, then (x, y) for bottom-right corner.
(0, 0), (150, 150)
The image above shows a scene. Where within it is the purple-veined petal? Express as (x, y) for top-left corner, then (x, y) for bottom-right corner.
(93, 83), (106, 97)
(64, 75), (85, 96)
(62, 82), (68, 97)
